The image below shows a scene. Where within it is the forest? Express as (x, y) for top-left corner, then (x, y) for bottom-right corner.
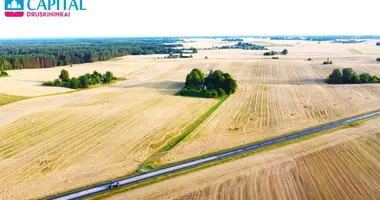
(0, 38), (183, 70)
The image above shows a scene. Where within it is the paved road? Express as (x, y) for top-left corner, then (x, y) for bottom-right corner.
(50, 110), (380, 200)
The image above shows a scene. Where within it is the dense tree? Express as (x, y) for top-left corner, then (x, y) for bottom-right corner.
(104, 71), (114, 83)
(220, 42), (266, 50)
(360, 73), (371, 83)
(180, 69), (238, 98)
(70, 77), (79, 89)
(326, 69), (342, 84)
(0, 39), (184, 70)
(79, 75), (89, 88)
(185, 68), (205, 87)
(264, 51), (276, 56)
(326, 68), (380, 84)
(342, 68), (356, 83)
(59, 69), (70, 82)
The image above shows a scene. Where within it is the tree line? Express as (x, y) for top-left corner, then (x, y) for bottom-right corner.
(326, 68), (380, 84)
(264, 49), (288, 56)
(0, 39), (183, 70)
(219, 42), (266, 50)
(222, 38), (244, 42)
(43, 69), (119, 89)
(178, 68), (238, 98)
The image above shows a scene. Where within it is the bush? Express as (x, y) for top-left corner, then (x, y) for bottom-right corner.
(281, 49), (288, 55)
(53, 78), (62, 86)
(377, 58), (380, 62)
(307, 58), (312, 61)
(377, 42), (380, 46)
(70, 77), (79, 89)
(272, 57), (279, 59)
(42, 81), (54, 86)
(0, 71), (8, 77)
(217, 88), (226, 97)
(323, 58), (333, 65)
(205, 56), (208, 59)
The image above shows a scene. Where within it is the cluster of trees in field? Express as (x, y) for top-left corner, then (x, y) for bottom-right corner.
(178, 69), (238, 98)
(164, 53), (193, 59)
(0, 70), (8, 77)
(332, 40), (365, 44)
(219, 42), (266, 50)
(0, 39), (183, 70)
(264, 49), (288, 56)
(326, 68), (380, 84)
(270, 36), (303, 40)
(43, 69), (118, 89)
(376, 42), (380, 46)
(222, 38), (244, 42)
(323, 58), (333, 65)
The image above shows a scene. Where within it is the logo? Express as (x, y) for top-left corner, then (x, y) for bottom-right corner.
(5, 0), (24, 17)
(4, 0), (86, 18)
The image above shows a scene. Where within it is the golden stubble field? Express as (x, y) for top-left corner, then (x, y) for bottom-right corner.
(159, 40), (380, 165)
(0, 55), (158, 96)
(108, 117), (380, 200)
(0, 39), (380, 199)
(0, 57), (220, 199)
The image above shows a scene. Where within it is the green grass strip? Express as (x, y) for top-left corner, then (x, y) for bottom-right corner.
(0, 93), (30, 106)
(139, 95), (228, 171)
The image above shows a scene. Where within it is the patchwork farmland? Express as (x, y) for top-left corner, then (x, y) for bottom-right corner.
(1, 39), (380, 199)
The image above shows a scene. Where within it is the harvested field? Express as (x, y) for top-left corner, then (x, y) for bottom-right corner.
(0, 55), (157, 96)
(347, 49), (363, 54)
(108, 117), (380, 200)
(1, 40), (380, 199)
(0, 60), (217, 199)
(159, 58), (380, 165)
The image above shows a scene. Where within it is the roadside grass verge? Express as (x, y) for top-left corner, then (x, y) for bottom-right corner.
(0, 93), (30, 106)
(139, 95), (228, 172)
(87, 115), (379, 200)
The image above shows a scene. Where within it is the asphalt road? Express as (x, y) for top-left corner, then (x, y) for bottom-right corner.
(50, 110), (380, 200)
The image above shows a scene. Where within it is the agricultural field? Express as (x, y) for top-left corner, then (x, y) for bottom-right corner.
(0, 55), (156, 96)
(108, 117), (380, 200)
(1, 39), (380, 199)
(0, 59), (218, 199)
(159, 49), (380, 165)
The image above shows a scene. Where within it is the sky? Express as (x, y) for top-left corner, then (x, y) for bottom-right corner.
(0, 0), (379, 38)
